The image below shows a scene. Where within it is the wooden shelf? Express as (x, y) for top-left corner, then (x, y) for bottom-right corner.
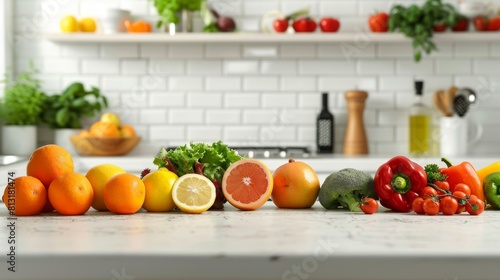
(43, 32), (500, 44)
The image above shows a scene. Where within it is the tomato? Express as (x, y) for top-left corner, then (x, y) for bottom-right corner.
(273, 18), (289, 33)
(487, 17), (500, 31)
(421, 186), (438, 199)
(453, 183), (471, 197)
(360, 198), (378, 214)
(434, 181), (450, 196)
(369, 12), (389, 32)
(292, 18), (316, 32)
(440, 196), (458, 215)
(473, 16), (488, 31)
(466, 195), (485, 215)
(452, 17), (469, 32)
(319, 17), (340, 32)
(453, 191), (467, 214)
(433, 24), (447, 32)
(423, 199), (440, 215)
(412, 197), (425, 215)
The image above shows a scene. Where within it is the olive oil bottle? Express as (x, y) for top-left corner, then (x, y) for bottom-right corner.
(409, 81), (431, 156)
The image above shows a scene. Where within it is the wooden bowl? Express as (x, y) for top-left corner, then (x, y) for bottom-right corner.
(70, 135), (141, 156)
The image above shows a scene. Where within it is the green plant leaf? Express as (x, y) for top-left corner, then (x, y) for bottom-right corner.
(55, 108), (70, 127)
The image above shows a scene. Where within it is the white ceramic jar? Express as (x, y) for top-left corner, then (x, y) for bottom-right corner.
(100, 9), (131, 33)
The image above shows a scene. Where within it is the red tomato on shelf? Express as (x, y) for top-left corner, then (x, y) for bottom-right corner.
(292, 18), (317, 32)
(319, 17), (340, 32)
(433, 23), (447, 32)
(487, 17), (500, 31)
(273, 18), (289, 33)
(473, 16), (488, 31)
(452, 17), (469, 32)
(369, 12), (389, 32)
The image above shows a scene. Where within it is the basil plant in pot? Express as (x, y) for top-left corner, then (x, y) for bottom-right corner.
(42, 82), (108, 154)
(0, 66), (46, 156)
(152, 0), (204, 32)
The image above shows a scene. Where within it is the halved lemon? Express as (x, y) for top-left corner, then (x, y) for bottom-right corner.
(222, 158), (273, 211)
(172, 174), (216, 214)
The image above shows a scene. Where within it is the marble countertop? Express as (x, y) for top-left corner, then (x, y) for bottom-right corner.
(1, 202), (500, 280)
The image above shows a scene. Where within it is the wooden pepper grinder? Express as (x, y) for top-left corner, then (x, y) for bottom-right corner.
(343, 90), (369, 155)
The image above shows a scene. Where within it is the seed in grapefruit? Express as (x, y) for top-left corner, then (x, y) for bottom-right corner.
(271, 159), (320, 209)
(172, 174), (216, 214)
(222, 159), (273, 211)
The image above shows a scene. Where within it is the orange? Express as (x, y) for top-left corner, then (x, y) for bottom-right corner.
(271, 159), (320, 209)
(48, 172), (94, 215)
(120, 124), (136, 137)
(3, 176), (47, 216)
(222, 159), (273, 211)
(85, 164), (126, 211)
(104, 173), (145, 214)
(27, 144), (74, 187)
(89, 121), (121, 138)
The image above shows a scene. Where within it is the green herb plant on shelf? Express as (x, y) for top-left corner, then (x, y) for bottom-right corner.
(389, 0), (458, 62)
(0, 64), (46, 126)
(152, 0), (203, 28)
(42, 82), (108, 129)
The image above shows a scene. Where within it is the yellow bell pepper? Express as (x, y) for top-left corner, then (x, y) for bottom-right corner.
(477, 162), (500, 184)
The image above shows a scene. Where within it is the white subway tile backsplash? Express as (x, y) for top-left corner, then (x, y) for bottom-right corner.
(320, 1), (357, 16)
(319, 77), (377, 91)
(140, 75), (167, 91)
(286, 110), (316, 125)
(262, 93), (297, 108)
(225, 93), (260, 108)
(206, 110), (241, 124)
(169, 109), (204, 124)
(224, 126), (259, 141)
(261, 60), (297, 75)
(300, 60), (356, 75)
(62, 75), (99, 89)
(359, 1), (395, 15)
(358, 60), (395, 75)
(100, 44), (138, 58)
(82, 59), (119, 74)
(206, 77), (242, 91)
(169, 76), (204, 91)
(261, 126), (296, 142)
(206, 44), (241, 58)
(379, 77), (413, 91)
(298, 93), (333, 109)
(243, 109), (279, 125)
(169, 44), (204, 58)
(150, 126), (185, 141)
(119, 0), (149, 15)
(298, 126), (315, 142)
(490, 43), (500, 57)
(396, 60), (434, 75)
(122, 60), (148, 75)
(365, 92), (395, 108)
(16, 41), (61, 58)
(474, 60), (500, 74)
(318, 43), (377, 58)
(378, 110), (408, 126)
(455, 43), (489, 57)
(436, 59), (472, 74)
(187, 93), (223, 108)
(120, 91), (148, 108)
(280, 44), (317, 58)
(366, 126), (394, 142)
(281, 77), (316, 91)
(224, 60), (259, 75)
(244, 45), (278, 58)
(148, 92), (185, 107)
(187, 60), (223, 75)
(187, 126), (223, 141)
(243, 1), (280, 16)
(378, 43), (413, 58)
(62, 44), (99, 58)
(149, 60), (185, 74)
(140, 44), (168, 58)
(102, 76), (139, 91)
(139, 109), (168, 124)
(80, 0), (119, 16)
(43, 58), (79, 74)
(244, 77), (279, 91)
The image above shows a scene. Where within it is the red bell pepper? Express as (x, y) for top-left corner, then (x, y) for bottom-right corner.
(374, 156), (428, 212)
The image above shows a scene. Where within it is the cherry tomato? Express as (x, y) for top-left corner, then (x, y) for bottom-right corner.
(273, 18), (289, 33)
(473, 16), (488, 31)
(433, 23), (447, 32)
(434, 181), (450, 192)
(452, 17), (469, 32)
(368, 12), (389, 32)
(453, 191), (467, 214)
(421, 186), (438, 199)
(440, 196), (458, 215)
(466, 195), (485, 215)
(423, 199), (440, 216)
(487, 17), (500, 31)
(319, 17), (340, 32)
(412, 197), (425, 215)
(453, 183), (471, 197)
(360, 198), (378, 214)
(292, 18), (316, 32)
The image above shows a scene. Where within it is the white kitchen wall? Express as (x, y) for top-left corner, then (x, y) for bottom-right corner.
(10, 0), (500, 155)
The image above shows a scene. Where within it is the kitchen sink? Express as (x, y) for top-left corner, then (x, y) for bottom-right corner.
(0, 155), (28, 166)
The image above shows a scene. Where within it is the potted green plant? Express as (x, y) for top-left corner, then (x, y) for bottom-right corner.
(0, 64), (46, 156)
(152, 0), (203, 32)
(389, 0), (458, 62)
(41, 82), (108, 154)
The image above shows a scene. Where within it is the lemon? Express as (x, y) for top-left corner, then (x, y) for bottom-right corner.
(100, 112), (121, 126)
(79, 18), (97, 32)
(60, 15), (78, 33)
(85, 164), (126, 211)
(172, 174), (216, 214)
(142, 169), (178, 212)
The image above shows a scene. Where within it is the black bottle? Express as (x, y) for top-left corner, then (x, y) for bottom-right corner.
(316, 92), (334, 153)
